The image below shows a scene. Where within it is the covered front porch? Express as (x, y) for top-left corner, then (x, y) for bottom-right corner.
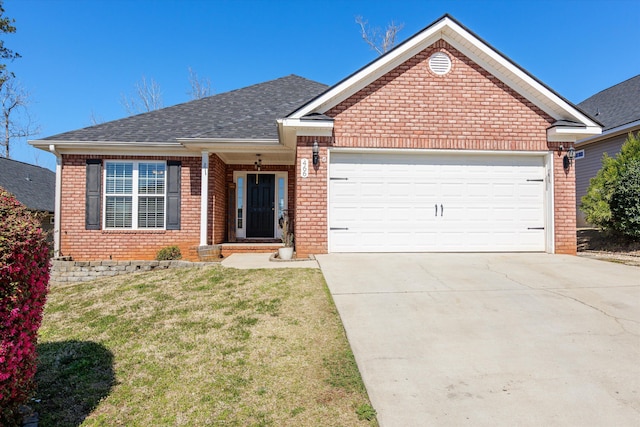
(188, 140), (294, 259)
(186, 116), (331, 260)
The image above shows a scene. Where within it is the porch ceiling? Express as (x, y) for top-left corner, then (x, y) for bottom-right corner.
(179, 138), (296, 165)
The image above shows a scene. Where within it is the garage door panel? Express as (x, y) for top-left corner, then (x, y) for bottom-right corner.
(518, 207), (544, 222)
(329, 152), (546, 252)
(518, 184), (544, 198)
(467, 182), (491, 197)
(361, 182), (386, 199)
(330, 181), (358, 199)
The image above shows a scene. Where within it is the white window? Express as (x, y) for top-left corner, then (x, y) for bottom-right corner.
(104, 161), (166, 229)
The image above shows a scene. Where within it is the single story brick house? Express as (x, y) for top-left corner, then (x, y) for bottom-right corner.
(574, 74), (639, 227)
(31, 15), (601, 261)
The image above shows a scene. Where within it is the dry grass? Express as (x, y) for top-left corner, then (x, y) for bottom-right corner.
(34, 266), (377, 426)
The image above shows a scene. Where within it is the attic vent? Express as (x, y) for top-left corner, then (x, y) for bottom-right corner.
(429, 52), (451, 75)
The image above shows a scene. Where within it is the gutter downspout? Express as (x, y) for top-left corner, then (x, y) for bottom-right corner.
(48, 144), (62, 258)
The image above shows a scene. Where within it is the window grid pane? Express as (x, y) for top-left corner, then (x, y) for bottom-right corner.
(106, 196), (132, 228)
(138, 196), (165, 228)
(106, 163), (133, 194)
(138, 163), (166, 195)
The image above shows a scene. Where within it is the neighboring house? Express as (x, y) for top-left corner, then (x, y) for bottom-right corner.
(0, 157), (56, 240)
(30, 14), (601, 261)
(575, 74), (640, 227)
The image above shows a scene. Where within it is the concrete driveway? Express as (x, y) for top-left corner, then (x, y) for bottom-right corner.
(316, 253), (640, 426)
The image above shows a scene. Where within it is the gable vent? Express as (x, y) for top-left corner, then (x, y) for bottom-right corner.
(429, 52), (451, 75)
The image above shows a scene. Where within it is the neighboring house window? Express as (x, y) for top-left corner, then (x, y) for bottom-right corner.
(104, 161), (166, 229)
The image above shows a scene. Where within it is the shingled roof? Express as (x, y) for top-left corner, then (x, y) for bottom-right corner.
(43, 75), (328, 143)
(578, 74), (640, 131)
(0, 157), (55, 212)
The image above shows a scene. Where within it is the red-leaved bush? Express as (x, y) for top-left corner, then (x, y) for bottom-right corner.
(0, 188), (50, 424)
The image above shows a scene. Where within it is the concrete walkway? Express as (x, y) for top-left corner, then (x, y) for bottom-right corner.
(221, 252), (319, 269)
(317, 253), (640, 426)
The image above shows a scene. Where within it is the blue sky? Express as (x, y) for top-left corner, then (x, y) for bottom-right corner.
(5, 0), (639, 170)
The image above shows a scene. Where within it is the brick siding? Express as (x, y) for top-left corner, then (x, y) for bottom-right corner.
(296, 40), (576, 255)
(60, 155), (202, 261)
(550, 143), (577, 254)
(59, 153), (299, 260)
(211, 154), (227, 244)
(295, 137), (329, 258)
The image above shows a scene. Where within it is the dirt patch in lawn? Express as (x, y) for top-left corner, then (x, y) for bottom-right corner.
(577, 228), (640, 267)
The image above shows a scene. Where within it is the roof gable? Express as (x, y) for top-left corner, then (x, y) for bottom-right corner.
(287, 14), (600, 141)
(0, 157), (55, 212)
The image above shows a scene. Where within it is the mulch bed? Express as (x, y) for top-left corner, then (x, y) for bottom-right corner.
(577, 228), (640, 266)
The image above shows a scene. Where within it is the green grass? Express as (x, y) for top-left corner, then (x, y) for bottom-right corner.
(34, 266), (377, 426)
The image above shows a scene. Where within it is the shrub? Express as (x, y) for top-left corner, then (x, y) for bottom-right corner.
(156, 245), (182, 261)
(581, 132), (640, 231)
(0, 188), (50, 424)
(609, 159), (640, 239)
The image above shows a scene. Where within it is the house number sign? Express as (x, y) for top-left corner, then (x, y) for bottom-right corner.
(301, 158), (309, 178)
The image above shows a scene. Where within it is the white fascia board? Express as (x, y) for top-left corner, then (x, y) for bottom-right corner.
(179, 138), (283, 152)
(576, 120), (640, 147)
(278, 118), (334, 136)
(29, 139), (191, 156)
(277, 120), (297, 150)
(186, 144), (292, 154)
(546, 125), (602, 142)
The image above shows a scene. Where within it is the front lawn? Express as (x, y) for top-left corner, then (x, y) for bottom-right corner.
(34, 266), (377, 426)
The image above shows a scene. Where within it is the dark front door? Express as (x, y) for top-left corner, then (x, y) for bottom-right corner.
(247, 174), (275, 238)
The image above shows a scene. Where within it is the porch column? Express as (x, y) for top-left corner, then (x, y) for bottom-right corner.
(49, 145), (62, 258)
(200, 151), (209, 246)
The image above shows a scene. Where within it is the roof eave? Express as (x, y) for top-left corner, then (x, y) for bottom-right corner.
(576, 119), (640, 147)
(277, 118), (334, 150)
(30, 139), (193, 156)
(179, 137), (290, 153)
(547, 125), (602, 142)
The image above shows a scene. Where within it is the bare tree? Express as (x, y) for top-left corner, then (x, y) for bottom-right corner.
(120, 75), (163, 114)
(0, 2), (20, 90)
(355, 16), (404, 55)
(0, 77), (39, 158)
(187, 67), (212, 100)
(89, 109), (104, 126)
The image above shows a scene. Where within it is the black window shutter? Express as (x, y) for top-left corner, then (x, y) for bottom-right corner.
(85, 159), (102, 230)
(166, 160), (181, 230)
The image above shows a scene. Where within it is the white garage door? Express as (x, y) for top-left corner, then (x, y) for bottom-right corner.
(329, 151), (546, 252)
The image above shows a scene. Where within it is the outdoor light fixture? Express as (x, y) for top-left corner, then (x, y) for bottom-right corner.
(254, 154), (262, 184)
(312, 140), (320, 166)
(558, 145), (576, 171)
